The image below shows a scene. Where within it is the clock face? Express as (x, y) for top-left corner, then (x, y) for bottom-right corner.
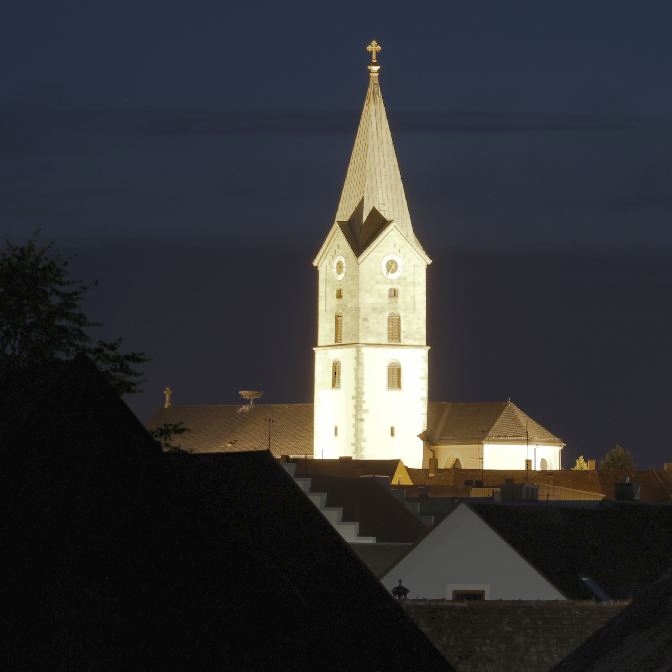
(381, 253), (402, 279)
(333, 255), (346, 280)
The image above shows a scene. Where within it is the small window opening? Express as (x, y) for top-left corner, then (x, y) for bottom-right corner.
(336, 288), (343, 299)
(331, 360), (341, 389)
(335, 312), (343, 343)
(390, 426), (395, 437)
(452, 590), (485, 602)
(387, 362), (401, 390)
(387, 313), (401, 343)
(388, 288), (398, 299)
(334, 425), (338, 437)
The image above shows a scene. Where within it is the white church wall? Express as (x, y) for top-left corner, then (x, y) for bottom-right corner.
(316, 233), (359, 346)
(314, 347), (358, 459)
(357, 229), (427, 345)
(358, 346), (428, 467)
(483, 442), (563, 470)
(434, 444), (483, 470)
(381, 503), (565, 601)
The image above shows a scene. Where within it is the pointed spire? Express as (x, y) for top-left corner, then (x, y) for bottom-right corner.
(334, 41), (414, 244)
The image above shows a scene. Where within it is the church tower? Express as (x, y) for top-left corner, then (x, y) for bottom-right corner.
(313, 41), (431, 468)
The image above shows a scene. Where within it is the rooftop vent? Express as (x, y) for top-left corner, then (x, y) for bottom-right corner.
(615, 478), (640, 501)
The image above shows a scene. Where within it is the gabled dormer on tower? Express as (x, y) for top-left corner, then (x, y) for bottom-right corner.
(313, 42), (431, 468)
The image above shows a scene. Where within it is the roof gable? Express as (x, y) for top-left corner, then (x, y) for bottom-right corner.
(381, 502), (563, 600)
(427, 400), (563, 445)
(468, 502), (672, 600)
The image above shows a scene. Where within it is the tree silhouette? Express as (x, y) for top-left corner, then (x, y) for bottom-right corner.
(600, 444), (635, 471)
(0, 234), (148, 394)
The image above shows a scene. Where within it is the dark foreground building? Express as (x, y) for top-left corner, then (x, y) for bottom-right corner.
(0, 355), (453, 671)
(551, 569), (672, 672)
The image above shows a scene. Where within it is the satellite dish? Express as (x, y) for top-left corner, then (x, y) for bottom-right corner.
(237, 390), (263, 413)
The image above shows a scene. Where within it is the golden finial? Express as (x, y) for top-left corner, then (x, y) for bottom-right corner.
(163, 386), (173, 409)
(366, 40), (382, 64)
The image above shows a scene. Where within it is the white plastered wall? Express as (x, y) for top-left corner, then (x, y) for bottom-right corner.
(483, 442), (563, 470)
(381, 503), (565, 600)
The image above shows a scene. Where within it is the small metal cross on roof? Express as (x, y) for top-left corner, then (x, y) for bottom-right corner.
(367, 40), (382, 64)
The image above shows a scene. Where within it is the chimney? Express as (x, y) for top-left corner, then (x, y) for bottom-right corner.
(587, 459), (597, 471)
(615, 479), (640, 501)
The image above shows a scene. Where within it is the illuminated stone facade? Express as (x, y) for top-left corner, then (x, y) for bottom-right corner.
(313, 44), (430, 467)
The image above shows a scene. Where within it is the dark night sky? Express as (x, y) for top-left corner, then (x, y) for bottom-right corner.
(2, 1), (672, 467)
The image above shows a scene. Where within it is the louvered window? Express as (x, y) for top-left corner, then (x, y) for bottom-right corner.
(387, 313), (401, 343)
(335, 313), (343, 343)
(332, 360), (341, 389)
(387, 362), (401, 390)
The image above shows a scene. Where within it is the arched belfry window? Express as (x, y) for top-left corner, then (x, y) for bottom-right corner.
(387, 313), (401, 343)
(335, 312), (343, 343)
(332, 360), (341, 389)
(387, 361), (401, 390)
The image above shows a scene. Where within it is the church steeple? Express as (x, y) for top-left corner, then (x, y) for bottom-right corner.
(313, 41), (430, 468)
(334, 40), (418, 251)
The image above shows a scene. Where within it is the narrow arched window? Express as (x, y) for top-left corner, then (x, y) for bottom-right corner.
(335, 312), (343, 343)
(387, 313), (400, 343)
(387, 361), (401, 390)
(332, 360), (341, 389)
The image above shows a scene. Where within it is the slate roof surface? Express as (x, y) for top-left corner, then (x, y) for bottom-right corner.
(147, 403), (313, 456)
(173, 452), (455, 671)
(305, 473), (428, 542)
(147, 400), (564, 461)
(291, 457), (409, 482)
(2, 356), (454, 671)
(426, 400), (563, 445)
(333, 60), (418, 248)
(551, 569), (672, 672)
(469, 501), (672, 600)
(351, 543), (414, 578)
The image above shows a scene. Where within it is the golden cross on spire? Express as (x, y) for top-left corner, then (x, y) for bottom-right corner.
(366, 40), (382, 64)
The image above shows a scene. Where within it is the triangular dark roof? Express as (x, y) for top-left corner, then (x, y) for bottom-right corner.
(171, 452), (455, 671)
(552, 569), (672, 672)
(2, 357), (453, 670)
(468, 501), (672, 600)
(426, 400), (563, 445)
(337, 202), (392, 257)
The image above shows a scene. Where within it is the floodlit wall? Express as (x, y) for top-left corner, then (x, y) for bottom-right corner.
(483, 442), (563, 470)
(314, 226), (429, 468)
